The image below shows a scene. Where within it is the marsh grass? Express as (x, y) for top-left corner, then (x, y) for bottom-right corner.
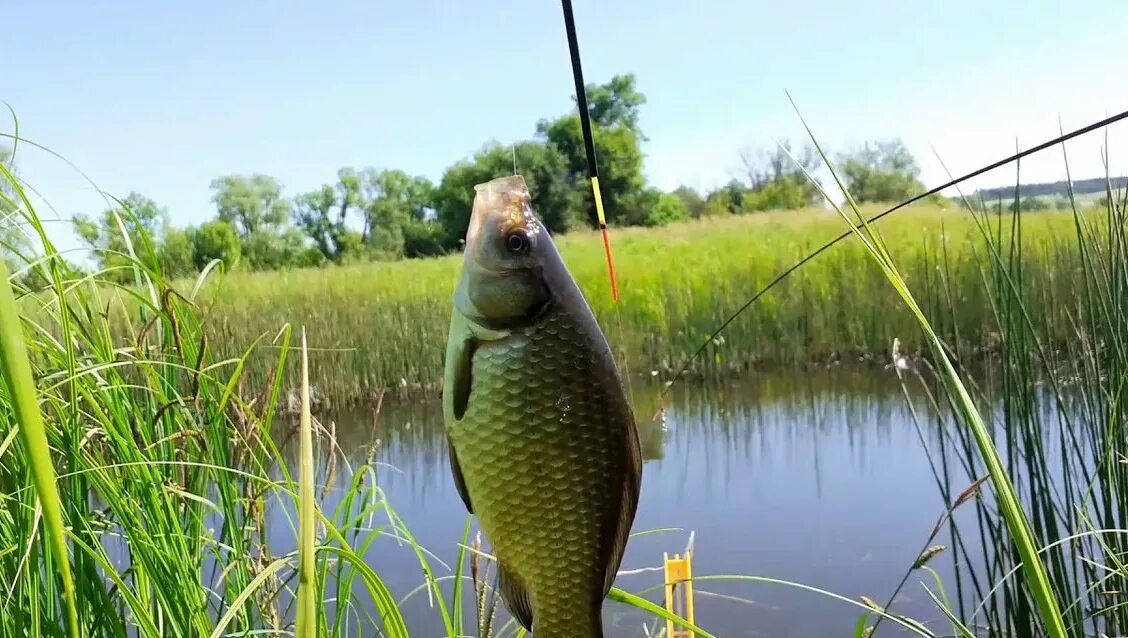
(0, 152), (434, 636)
(4, 117), (1127, 638)
(141, 202), (1097, 407)
(0, 139), (726, 637)
(878, 139), (1128, 638)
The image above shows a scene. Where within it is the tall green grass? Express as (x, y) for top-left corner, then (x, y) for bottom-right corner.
(781, 101), (1080, 638)
(0, 153), (423, 636)
(155, 203), (1095, 406)
(893, 145), (1128, 637)
(4, 123), (1127, 638)
(0, 140), (721, 637)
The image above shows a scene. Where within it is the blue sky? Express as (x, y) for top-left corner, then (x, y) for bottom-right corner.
(4, 0), (1128, 257)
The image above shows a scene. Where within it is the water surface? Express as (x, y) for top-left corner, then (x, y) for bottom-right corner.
(289, 365), (980, 637)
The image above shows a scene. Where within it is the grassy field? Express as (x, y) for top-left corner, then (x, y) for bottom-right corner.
(179, 201), (1097, 405)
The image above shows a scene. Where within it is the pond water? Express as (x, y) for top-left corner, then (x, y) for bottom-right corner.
(278, 365), (989, 638)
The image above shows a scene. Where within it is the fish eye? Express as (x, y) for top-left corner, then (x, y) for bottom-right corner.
(504, 229), (531, 255)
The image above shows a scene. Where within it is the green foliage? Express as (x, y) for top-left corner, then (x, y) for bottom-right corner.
(583, 73), (647, 135)
(157, 226), (195, 278)
(402, 217), (447, 258)
(671, 186), (706, 218)
(66, 74), (963, 282)
(191, 219), (242, 270)
(210, 173), (291, 237)
(362, 168), (435, 259)
(242, 226), (309, 271)
(71, 191), (167, 283)
(293, 182), (351, 263)
(209, 174), (313, 270)
(702, 180), (746, 216)
(739, 139), (823, 210)
(537, 112), (646, 227)
(837, 138), (927, 203)
(644, 191), (689, 226)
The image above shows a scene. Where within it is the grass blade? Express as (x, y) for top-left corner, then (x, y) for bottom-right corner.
(0, 255), (79, 638)
(784, 92), (1069, 638)
(296, 327), (317, 637)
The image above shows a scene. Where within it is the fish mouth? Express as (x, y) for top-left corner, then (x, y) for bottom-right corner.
(467, 175), (537, 246)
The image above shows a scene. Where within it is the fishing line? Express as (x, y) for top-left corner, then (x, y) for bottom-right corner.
(559, 0), (642, 414)
(660, 106), (1128, 400)
(560, 0), (620, 303)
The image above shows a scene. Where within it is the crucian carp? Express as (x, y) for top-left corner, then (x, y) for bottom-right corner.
(442, 174), (643, 637)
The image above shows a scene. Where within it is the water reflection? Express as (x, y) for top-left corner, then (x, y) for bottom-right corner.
(282, 366), (964, 637)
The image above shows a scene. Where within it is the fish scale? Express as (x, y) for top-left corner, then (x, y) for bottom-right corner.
(448, 303), (634, 637)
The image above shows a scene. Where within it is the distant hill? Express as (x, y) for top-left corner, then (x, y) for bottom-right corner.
(973, 176), (1128, 202)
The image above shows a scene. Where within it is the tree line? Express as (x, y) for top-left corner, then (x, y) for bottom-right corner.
(2, 73), (937, 283)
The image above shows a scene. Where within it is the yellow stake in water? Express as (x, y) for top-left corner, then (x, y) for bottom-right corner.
(663, 548), (696, 637)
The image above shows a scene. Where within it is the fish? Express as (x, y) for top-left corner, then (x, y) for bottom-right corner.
(442, 174), (643, 637)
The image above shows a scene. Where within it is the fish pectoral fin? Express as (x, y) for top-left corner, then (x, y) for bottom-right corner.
(446, 435), (473, 514)
(496, 560), (534, 632)
(443, 315), (475, 423)
(443, 312), (507, 424)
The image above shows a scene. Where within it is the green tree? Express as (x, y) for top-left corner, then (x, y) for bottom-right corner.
(645, 191), (689, 226)
(72, 191), (168, 282)
(738, 139), (823, 211)
(158, 226), (195, 278)
(291, 167), (369, 264)
(402, 219), (447, 258)
(740, 177), (814, 212)
(0, 145), (34, 273)
(536, 73), (649, 228)
(293, 184), (344, 261)
(583, 73), (647, 136)
(210, 174), (310, 269)
(210, 174), (291, 237)
(838, 139), (926, 203)
(671, 186), (706, 218)
(362, 168), (436, 259)
(241, 227), (308, 271)
(190, 219), (241, 271)
(702, 180), (748, 216)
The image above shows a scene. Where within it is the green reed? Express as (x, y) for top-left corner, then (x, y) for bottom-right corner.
(163, 202), (1092, 407)
(0, 156), (421, 636)
(891, 145), (1128, 638)
(4, 124), (1124, 638)
(0, 139), (719, 637)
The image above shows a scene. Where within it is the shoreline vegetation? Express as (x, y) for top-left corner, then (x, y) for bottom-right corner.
(3, 95), (1128, 636)
(166, 200), (1103, 407)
